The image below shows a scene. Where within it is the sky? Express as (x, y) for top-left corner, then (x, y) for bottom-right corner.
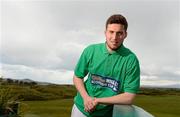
(0, 0), (180, 88)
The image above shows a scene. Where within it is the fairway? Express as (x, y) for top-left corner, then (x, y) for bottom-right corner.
(23, 99), (74, 117)
(22, 95), (180, 117)
(134, 95), (180, 117)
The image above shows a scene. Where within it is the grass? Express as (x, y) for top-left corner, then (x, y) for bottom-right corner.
(134, 95), (180, 117)
(1, 83), (179, 117)
(24, 99), (74, 117)
(22, 95), (180, 117)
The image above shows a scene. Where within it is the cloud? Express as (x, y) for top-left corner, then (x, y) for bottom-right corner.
(2, 63), (74, 84)
(2, 25), (102, 70)
(1, 1), (104, 70)
(1, 0), (180, 87)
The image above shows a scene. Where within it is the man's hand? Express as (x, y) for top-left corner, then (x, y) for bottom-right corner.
(73, 76), (99, 112)
(84, 96), (98, 113)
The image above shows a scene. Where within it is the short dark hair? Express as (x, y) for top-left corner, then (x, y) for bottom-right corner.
(106, 14), (128, 31)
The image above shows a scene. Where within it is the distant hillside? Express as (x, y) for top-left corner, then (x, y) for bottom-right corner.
(0, 77), (76, 101)
(1, 77), (180, 101)
(139, 87), (180, 96)
(0, 77), (52, 85)
(0, 84), (77, 101)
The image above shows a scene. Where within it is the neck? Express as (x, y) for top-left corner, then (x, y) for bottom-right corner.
(106, 43), (114, 53)
(105, 43), (123, 53)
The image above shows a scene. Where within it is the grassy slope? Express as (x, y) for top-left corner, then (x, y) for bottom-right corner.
(1, 84), (180, 117)
(24, 99), (74, 117)
(134, 95), (180, 117)
(23, 95), (180, 117)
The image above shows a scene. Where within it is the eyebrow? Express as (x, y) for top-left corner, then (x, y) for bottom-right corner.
(108, 30), (124, 33)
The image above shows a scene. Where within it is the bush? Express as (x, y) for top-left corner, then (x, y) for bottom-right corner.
(0, 87), (19, 116)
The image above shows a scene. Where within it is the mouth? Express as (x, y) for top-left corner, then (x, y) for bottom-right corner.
(111, 42), (118, 45)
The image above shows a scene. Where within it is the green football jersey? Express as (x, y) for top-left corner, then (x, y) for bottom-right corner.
(74, 43), (140, 117)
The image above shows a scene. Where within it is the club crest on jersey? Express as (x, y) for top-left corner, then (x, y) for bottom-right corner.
(91, 74), (119, 92)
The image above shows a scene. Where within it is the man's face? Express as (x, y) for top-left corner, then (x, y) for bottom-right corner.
(105, 24), (127, 51)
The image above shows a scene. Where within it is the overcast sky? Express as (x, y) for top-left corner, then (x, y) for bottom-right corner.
(0, 0), (180, 88)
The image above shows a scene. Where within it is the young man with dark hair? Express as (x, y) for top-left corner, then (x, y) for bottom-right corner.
(71, 14), (140, 117)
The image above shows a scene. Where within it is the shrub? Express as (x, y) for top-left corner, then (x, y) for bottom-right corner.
(0, 87), (19, 116)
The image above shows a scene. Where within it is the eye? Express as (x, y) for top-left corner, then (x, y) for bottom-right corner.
(117, 32), (123, 35)
(109, 31), (114, 34)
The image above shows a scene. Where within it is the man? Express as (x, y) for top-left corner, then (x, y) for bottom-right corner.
(71, 14), (140, 117)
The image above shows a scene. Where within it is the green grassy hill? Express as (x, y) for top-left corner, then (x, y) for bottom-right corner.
(1, 80), (180, 117)
(0, 83), (77, 101)
(1, 82), (180, 101)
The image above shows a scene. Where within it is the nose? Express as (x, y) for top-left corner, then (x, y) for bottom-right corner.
(112, 33), (119, 40)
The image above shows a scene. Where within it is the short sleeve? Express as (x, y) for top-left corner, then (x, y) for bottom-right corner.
(123, 55), (140, 94)
(74, 47), (91, 78)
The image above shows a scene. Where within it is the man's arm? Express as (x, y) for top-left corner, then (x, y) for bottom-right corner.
(95, 92), (136, 105)
(73, 75), (97, 112)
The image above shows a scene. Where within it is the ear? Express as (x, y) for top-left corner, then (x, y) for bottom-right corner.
(124, 32), (128, 39)
(104, 30), (107, 36)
